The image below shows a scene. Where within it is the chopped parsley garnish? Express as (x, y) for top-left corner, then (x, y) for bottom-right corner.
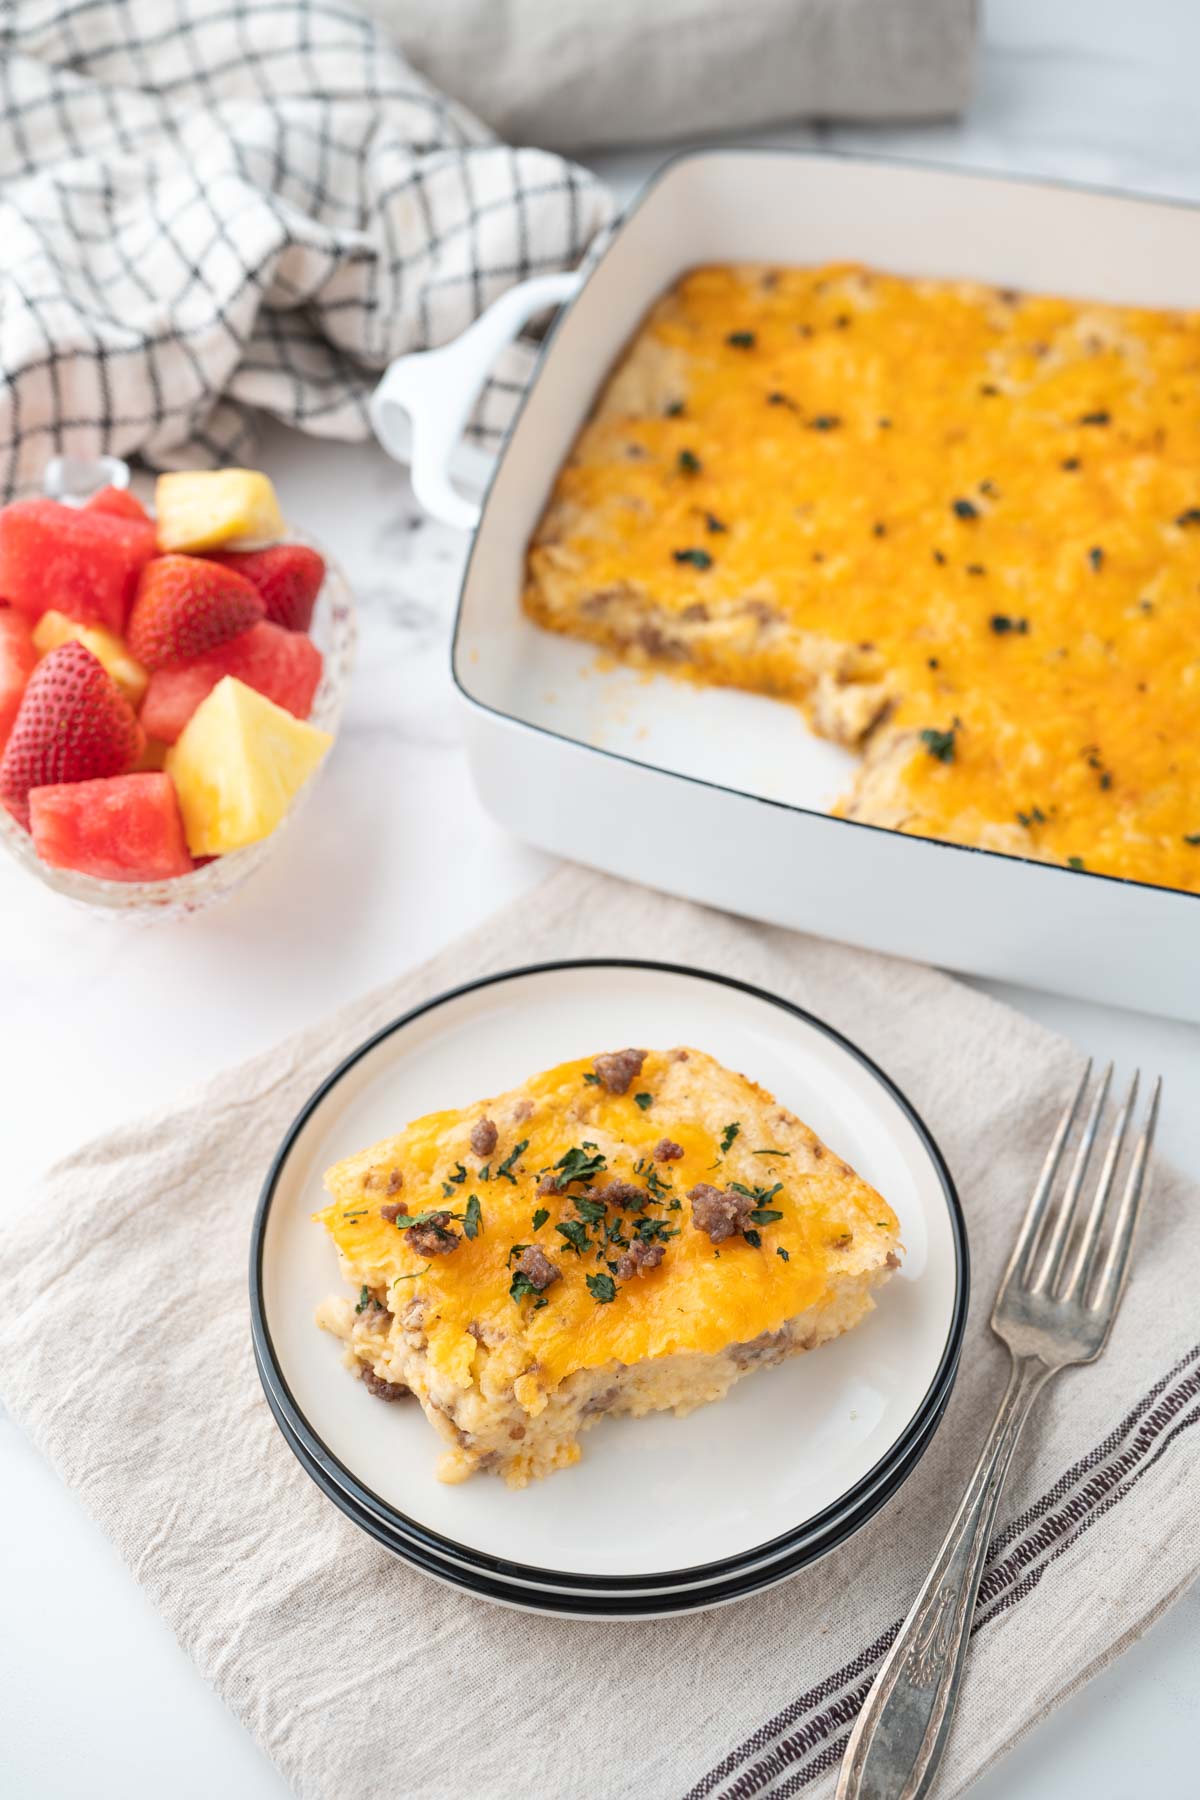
(587, 1273), (618, 1303)
(393, 1264), (430, 1284)
(966, 563), (987, 577)
(664, 399), (685, 417)
(355, 1285), (370, 1314)
(767, 391), (796, 409)
(951, 497), (979, 520)
(441, 1182), (455, 1198)
(1184, 834), (1200, 846)
(719, 1121), (740, 1155)
(989, 614), (1028, 635)
(1067, 856), (1086, 871)
(753, 1149), (790, 1158)
(726, 330), (756, 348)
(494, 1138), (528, 1183)
(729, 1181), (783, 1227)
(1079, 409), (1110, 425)
(583, 1071), (600, 1085)
(704, 512), (727, 533)
(555, 1219), (590, 1257)
(634, 1092), (653, 1110)
(920, 725), (957, 763)
(448, 1162), (468, 1184)
(549, 1145), (608, 1190)
(743, 1230), (762, 1248)
(776, 1247), (790, 1263)
(632, 1216), (679, 1245)
(463, 1195), (482, 1240)
(677, 448), (702, 475)
(574, 1196), (607, 1225)
(1088, 546), (1104, 571)
(1016, 806), (1046, 828)
(509, 1270), (547, 1307)
(532, 1207), (549, 1231)
(477, 1164), (490, 1182)
(1175, 508), (1200, 527)
(673, 547), (713, 569)
(506, 1243), (528, 1267)
(397, 1207), (456, 1229)
(1061, 457), (1080, 470)
(932, 548), (946, 566)
(340, 1209), (367, 1219)
(808, 414), (841, 431)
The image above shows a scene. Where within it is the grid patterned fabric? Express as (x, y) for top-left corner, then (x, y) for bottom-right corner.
(0, 0), (614, 498)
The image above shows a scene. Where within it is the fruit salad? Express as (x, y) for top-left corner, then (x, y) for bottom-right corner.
(0, 471), (333, 886)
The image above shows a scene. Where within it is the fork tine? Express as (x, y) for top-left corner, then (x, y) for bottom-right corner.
(1030, 1062), (1112, 1295)
(1060, 1072), (1138, 1301)
(1089, 1076), (1161, 1318)
(1000, 1059), (1091, 1293)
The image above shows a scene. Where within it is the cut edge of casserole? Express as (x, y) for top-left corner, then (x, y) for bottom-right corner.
(314, 1045), (902, 1487)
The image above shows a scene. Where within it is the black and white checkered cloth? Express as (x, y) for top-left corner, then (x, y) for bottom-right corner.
(0, 0), (614, 499)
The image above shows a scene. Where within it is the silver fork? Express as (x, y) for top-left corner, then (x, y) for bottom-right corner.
(837, 1062), (1161, 1800)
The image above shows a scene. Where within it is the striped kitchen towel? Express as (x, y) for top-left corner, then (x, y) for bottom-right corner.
(0, 0), (612, 499)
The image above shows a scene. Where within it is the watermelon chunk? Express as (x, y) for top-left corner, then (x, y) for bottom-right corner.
(0, 610), (37, 750)
(140, 621), (323, 744)
(86, 486), (151, 523)
(0, 498), (157, 632)
(29, 773), (194, 882)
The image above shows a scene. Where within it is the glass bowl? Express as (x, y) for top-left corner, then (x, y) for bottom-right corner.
(0, 508), (356, 921)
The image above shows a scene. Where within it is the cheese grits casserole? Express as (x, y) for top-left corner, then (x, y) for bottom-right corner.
(523, 263), (1200, 895)
(316, 1046), (901, 1486)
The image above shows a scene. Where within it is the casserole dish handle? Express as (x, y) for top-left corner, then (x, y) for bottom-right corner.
(369, 269), (584, 531)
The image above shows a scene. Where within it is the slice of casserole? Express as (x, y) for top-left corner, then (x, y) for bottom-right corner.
(315, 1046), (901, 1487)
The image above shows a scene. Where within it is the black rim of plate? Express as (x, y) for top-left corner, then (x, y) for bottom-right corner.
(250, 958), (970, 1594)
(258, 1340), (956, 1616)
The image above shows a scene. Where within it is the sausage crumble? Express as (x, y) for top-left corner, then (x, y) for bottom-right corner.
(688, 1182), (757, 1244)
(615, 1240), (666, 1279)
(515, 1245), (561, 1290)
(405, 1211), (461, 1256)
(591, 1047), (646, 1094)
(470, 1116), (499, 1157)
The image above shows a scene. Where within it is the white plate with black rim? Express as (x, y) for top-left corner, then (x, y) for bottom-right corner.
(251, 960), (968, 1609)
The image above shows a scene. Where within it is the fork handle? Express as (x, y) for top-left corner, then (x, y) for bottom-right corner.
(836, 1353), (1051, 1800)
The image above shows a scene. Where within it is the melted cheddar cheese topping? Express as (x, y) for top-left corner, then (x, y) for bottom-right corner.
(317, 1048), (897, 1401)
(524, 263), (1200, 894)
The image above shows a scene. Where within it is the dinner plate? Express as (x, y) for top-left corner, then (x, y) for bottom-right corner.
(256, 1334), (957, 1617)
(251, 960), (968, 1597)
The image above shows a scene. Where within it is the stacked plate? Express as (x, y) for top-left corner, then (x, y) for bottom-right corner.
(251, 961), (968, 1618)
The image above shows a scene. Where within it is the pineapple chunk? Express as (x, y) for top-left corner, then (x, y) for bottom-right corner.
(166, 675), (331, 855)
(32, 610), (149, 708)
(154, 470), (286, 554)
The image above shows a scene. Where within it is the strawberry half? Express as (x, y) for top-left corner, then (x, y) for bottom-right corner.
(0, 641), (144, 825)
(127, 554), (265, 670)
(209, 543), (326, 634)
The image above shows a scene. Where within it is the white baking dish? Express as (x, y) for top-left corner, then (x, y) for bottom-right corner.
(371, 151), (1200, 1021)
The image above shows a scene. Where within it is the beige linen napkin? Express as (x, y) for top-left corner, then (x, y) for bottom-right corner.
(1, 866), (1196, 1800)
(371, 0), (977, 151)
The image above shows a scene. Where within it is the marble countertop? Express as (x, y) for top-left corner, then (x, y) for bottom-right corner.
(2, 2), (1197, 1795)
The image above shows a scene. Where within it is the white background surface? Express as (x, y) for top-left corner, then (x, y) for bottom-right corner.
(2, 1), (1197, 1795)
